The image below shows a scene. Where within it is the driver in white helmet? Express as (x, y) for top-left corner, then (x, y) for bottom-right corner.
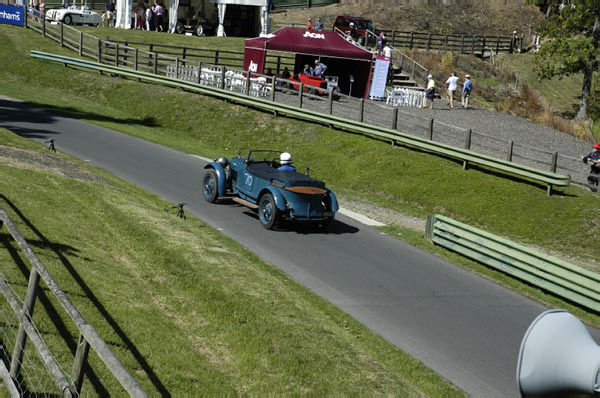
(278, 152), (296, 172)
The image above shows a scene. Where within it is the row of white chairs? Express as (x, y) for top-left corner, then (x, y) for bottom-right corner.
(386, 88), (425, 108)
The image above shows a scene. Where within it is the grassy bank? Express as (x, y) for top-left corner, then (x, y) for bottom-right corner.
(1, 27), (599, 306)
(0, 128), (462, 395)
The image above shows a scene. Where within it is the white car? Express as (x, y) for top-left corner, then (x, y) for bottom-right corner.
(45, 6), (101, 26)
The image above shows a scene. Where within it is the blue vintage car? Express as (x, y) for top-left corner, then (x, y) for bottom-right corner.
(202, 150), (338, 230)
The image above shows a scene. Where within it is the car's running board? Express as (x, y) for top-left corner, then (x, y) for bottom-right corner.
(232, 197), (259, 210)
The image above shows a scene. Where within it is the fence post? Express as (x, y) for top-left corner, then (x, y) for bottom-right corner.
(298, 83), (303, 108)
(60, 22), (64, 47)
(506, 140), (514, 161)
(79, 31), (83, 56)
(134, 48), (138, 71)
(359, 98), (364, 123)
(496, 36), (500, 54)
(10, 269), (41, 379)
(221, 67), (226, 89)
(43, 12), (46, 37)
(175, 57), (180, 79)
(271, 78), (276, 101)
(198, 62), (202, 84)
(71, 334), (90, 394)
(115, 44), (119, 67)
(460, 35), (464, 53)
(153, 52), (158, 74)
(551, 151), (558, 173)
(427, 33), (432, 50)
(182, 47), (186, 59)
(392, 107), (398, 130)
(428, 118), (433, 140)
(245, 73), (251, 95)
(463, 129), (472, 170)
(411, 61), (415, 81)
(214, 50), (219, 65)
(328, 89), (333, 114)
(481, 35), (486, 58)
(410, 31), (414, 49)
(391, 29), (395, 46)
(276, 56), (281, 73)
(23, 4), (27, 28)
(444, 34), (448, 50)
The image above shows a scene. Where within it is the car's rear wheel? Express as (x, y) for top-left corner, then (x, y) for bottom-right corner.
(203, 169), (219, 203)
(63, 14), (72, 25)
(258, 193), (278, 229)
(196, 24), (204, 37)
(175, 21), (184, 34)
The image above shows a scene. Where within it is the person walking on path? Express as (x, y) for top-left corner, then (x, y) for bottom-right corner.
(445, 72), (459, 110)
(306, 18), (313, 30)
(423, 74), (435, 110)
(462, 74), (473, 109)
(315, 17), (323, 31)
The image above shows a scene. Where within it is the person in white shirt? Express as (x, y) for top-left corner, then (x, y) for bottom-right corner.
(423, 74), (435, 110)
(445, 72), (459, 109)
(383, 44), (392, 58)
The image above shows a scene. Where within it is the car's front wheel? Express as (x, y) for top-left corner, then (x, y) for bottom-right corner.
(175, 21), (184, 34)
(202, 169), (219, 203)
(196, 24), (204, 37)
(258, 193), (278, 229)
(63, 14), (72, 25)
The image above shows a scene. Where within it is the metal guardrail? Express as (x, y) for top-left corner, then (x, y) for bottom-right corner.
(425, 214), (600, 313)
(0, 204), (147, 397)
(29, 50), (571, 194)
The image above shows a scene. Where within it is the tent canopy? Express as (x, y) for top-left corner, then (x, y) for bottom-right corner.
(244, 27), (373, 61)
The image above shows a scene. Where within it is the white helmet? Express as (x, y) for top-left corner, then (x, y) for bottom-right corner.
(280, 152), (292, 165)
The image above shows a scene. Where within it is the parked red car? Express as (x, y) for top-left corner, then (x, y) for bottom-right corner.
(289, 73), (328, 95)
(332, 15), (375, 46)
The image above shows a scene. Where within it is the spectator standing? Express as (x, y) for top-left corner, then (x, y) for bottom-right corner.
(313, 59), (327, 76)
(134, 0), (145, 29)
(306, 18), (313, 30)
(383, 43), (392, 59)
(377, 32), (385, 52)
(445, 72), (459, 109)
(583, 143), (600, 191)
(315, 17), (323, 31)
(461, 74), (473, 109)
(282, 67), (291, 79)
(154, 2), (164, 32)
(145, 5), (153, 30)
(106, 0), (115, 27)
(423, 74), (435, 110)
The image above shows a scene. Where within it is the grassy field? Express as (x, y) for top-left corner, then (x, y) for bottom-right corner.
(0, 128), (462, 395)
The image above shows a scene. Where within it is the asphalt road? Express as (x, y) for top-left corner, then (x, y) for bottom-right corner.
(2, 96), (598, 397)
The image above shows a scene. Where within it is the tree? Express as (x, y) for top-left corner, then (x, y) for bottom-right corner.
(532, 0), (600, 120)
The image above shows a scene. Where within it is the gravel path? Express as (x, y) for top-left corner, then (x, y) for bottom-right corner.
(266, 85), (593, 187)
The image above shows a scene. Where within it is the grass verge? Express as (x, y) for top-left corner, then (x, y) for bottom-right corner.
(0, 128), (462, 396)
(1, 26), (599, 317)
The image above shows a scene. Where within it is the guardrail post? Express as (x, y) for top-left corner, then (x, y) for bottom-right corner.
(271, 78), (276, 101)
(392, 107), (398, 130)
(551, 151), (558, 173)
(153, 52), (158, 74)
(428, 118), (433, 140)
(60, 22), (64, 47)
(10, 268), (41, 380)
(97, 39), (101, 63)
(463, 129), (472, 170)
(115, 44), (119, 67)
(175, 57), (180, 79)
(245, 73), (251, 95)
(424, 214), (435, 240)
(328, 89), (333, 114)
(71, 333), (90, 394)
(298, 83), (303, 108)
(134, 48), (138, 71)
(507, 140), (514, 161)
(359, 98), (364, 123)
(78, 31), (83, 56)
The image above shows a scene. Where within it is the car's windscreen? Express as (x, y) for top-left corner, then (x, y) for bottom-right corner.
(356, 20), (374, 30)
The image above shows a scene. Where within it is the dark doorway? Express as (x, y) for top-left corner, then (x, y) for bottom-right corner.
(225, 5), (258, 37)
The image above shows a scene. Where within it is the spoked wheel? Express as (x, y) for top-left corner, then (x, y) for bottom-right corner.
(202, 169), (219, 203)
(258, 193), (278, 229)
